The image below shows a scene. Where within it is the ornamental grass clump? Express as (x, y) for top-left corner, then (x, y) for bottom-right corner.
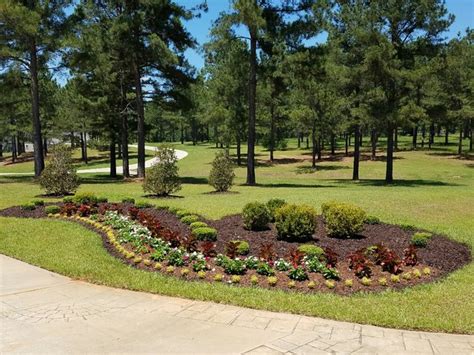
(143, 144), (181, 196)
(321, 201), (366, 238)
(208, 150), (235, 192)
(39, 145), (79, 195)
(275, 204), (318, 240)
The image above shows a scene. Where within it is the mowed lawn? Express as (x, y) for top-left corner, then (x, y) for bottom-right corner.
(0, 136), (473, 333)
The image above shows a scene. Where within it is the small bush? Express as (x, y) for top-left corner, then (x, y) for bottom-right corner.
(288, 266), (308, 281)
(250, 275), (259, 285)
(344, 279), (353, 287)
(275, 204), (317, 240)
(208, 150), (235, 192)
(198, 271), (207, 279)
(365, 215), (380, 225)
(242, 202), (271, 231)
(231, 275), (241, 284)
(45, 205), (61, 214)
(288, 280), (296, 288)
(20, 203), (36, 211)
(213, 273), (224, 282)
(97, 197), (108, 203)
(72, 192), (98, 205)
(180, 215), (199, 225)
(232, 240), (250, 255)
(411, 232), (432, 247)
(190, 221), (208, 230)
(266, 198), (287, 221)
(378, 277), (388, 286)
(360, 277), (371, 286)
(321, 201), (366, 238)
(32, 199), (45, 206)
(135, 201), (152, 209)
(122, 197), (135, 204)
(176, 210), (192, 218)
(308, 281), (317, 289)
(143, 144), (181, 196)
(256, 262), (275, 276)
(267, 276), (278, 286)
(325, 280), (336, 289)
(391, 275), (400, 283)
(423, 267), (431, 276)
(39, 145), (80, 195)
(63, 196), (73, 203)
(192, 227), (218, 241)
(297, 244), (324, 258)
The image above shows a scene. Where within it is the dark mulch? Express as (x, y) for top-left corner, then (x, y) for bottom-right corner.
(0, 203), (471, 295)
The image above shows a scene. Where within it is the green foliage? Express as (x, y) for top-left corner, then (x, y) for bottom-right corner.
(266, 198), (287, 221)
(411, 232), (432, 247)
(39, 145), (79, 195)
(180, 215), (199, 225)
(322, 201), (366, 238)
(361, 277), (371, 286)
(208, 150), (235, 192)
(20, 203), (36, 211)
(143, 144), (181, 196)
(256, 262), (275, 276)
(231, 240), (249, 255)
(297, 244), (324, 258)
(32, 199), (45, 206)
(45, 205), (61, 214)
(189, 221), (208, 230)
(242, 202), (271, 230)
(176, 210), (192, 218)
(72, 192), (98, 205)
(267, 276), (278, 286)
(274, 204), (317, 240)
(192, 227), (218, 241)
(121, 197), (135, 204)
(288, 266), (308, 281)
(63, 197), (73, 203)
(365, 215), (380, 225)
(135, 201), (153, 209)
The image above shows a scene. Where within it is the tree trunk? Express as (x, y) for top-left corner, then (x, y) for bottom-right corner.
(110, 137), (117, 178)
(122, 114), (129, 178)
(306, 136), (309, 149)
(429, 123), (435, 150)
(345, 133), (349, 157)
(133, 62), (146, 178)
(0, 143), (2, 157)
(458, 123), (463, 156)
(29, 39), (44, 177)
(470, 119), (473, 152)
(394, 127), (398, 151)
(117, 143), (122, 159)
(412, 125), (418, 150)
(311, 123), (317, 169)
(371, 128), (377, 161)
(317, 137), (322, 161)
(11, 136), (17, 163)
(385, 123), (394, 183)
(83, 131), (88, 164)
(353, 125), (360, 180)
(246, 31), (257, 185)
(330, 133), (335, 155)
(43, 137), (47, 157)
(80, 132), (86, 161)
(421, 124), (426, 148)
(236, 132), (241, 166)
(445, 127), (449, 145)
(70, 132), (74, 149)
(269, 103), (275, 162)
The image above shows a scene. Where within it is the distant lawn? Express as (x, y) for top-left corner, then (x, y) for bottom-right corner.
(0, 136), (473, 333)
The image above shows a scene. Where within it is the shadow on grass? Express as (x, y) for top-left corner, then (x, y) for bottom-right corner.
(0, 175), (35, 184)
(333, 179), (462, 187)
(295, 165), (350, 174)
(246, 182), (337, 188)
(180, 176), (208, 185)
(79, 175), (127, 184)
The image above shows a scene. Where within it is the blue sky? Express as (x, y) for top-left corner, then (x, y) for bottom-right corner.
(180, 0), (474, 70)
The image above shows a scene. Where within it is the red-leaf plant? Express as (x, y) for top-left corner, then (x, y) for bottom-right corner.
(367, 244), (402, 274)
(128, 206), (139, 220)
(403, 245), (418, 266)
(287, 248), (304, 268)
(78, 204), (91, 217)
(347, 249), (372, 278)
(181, 235), (198, 253)
(258, 243), (276, 262)
(225, 241), (240, 259)
(61, 203), (77, 216)
(199, 241), (217, 257)
(323, 247), (339, 268)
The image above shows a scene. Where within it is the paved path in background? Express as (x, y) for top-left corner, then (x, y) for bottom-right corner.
(1, 255), (472, 354)
(0, 145), (188, 176)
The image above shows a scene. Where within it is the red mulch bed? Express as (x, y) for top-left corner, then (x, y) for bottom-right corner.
(0, 203), (471, 295)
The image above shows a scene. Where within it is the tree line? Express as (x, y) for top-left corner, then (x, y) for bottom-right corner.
(1, 0), (472, 183)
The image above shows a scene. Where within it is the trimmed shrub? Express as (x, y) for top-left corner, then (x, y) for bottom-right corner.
(39, 144), (79, 195)
(180, 215), (199, 225)
(192, 227), (218, 241)
(45, 205), (61, 214)
(233, 240), (250, 255)
(242, 202), (271, 230)
(135, 201), (152, 209)
(208, 150), (235, 192)
(176, 210), (192, 218)
(32, 199), (45, 206)
(411, 232), (432, 247)
(97, 197), (108, 203)
(365, 215), (380, 225)
(322, 201), (366, 238)
(190, 221), (208, 230)
(72, 192), (98, 205)
(20, 203), (36, 211)
(122, 197), (135, 204)
(266, 198), (287, 221)
(297, 244), (324, 258)
(275, 204), (317, 240)
(143, 144), (181, 196)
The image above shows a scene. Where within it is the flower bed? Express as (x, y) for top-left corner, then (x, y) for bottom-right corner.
(0, 200), (470, 295)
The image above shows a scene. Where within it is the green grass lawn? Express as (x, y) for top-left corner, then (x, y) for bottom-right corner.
(0, 136), (473, 333)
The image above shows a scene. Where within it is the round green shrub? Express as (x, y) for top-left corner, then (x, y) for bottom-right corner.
(72, 192), (98, 205)
(365, 215), (380, 225)
(190, 221), (208, 230)
(96, 197), (108, 203)
(180, 215), (200, 225)
(121, 197), (135, 204)
(266, 198), (287, 221)
(242, 202), (271, 231)
(297, 244), (324, 258)
(45, 205), (61, 214)
(232, 240), (250, 255)
(275, 204), (317, 240)
(135, 201), (153, 209)
(32, 199), (45, 206)
(192, 227), (218, 241)
(411, 232), (432, 247)
(63, 196), (73, 203)
(321, 201), (366, 238)
(176, 210), (192, 218)
(20, 203), (36, 211)
(208, 150), (235, 192)
(39, 144), (79, 195)
(143, 144), (181, 196)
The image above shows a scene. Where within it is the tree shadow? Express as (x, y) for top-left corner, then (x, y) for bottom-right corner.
(427, 152), (474, 160)
(180, 176), (208, 184)
(333, 179), (461, 187)
(0, 175), (35, 184)
(295, 165), (350, 174)
(247, 182), (337, 188)
(143, 194), (184, 199)
(79, 175), (127, 184)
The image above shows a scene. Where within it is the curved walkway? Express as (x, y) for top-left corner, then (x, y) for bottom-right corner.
(0, 145), (188, 176)
(1, 255), (472, 354)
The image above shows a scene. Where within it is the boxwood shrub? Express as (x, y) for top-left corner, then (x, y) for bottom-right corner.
(242, 202), (271, 230)
(45, 205), (61, 214)
(274, 204), (317, 240)
(322, 201), (366, 238)
(32, 199), (45, 206)
(297, 244), (324, 258)
(176, 209), (192, 218)
(189, 221), (208, 230)
(266, 198), (287, 221)
(180, 215), (200, 225)
(192, 227), (218, 241)
(72, 192), (98, 205)
(411, 232), (432, 247)
(20, 203), (36, 211)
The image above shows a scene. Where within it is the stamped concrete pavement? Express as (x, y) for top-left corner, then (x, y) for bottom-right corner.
(1, 255), (473, 354)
